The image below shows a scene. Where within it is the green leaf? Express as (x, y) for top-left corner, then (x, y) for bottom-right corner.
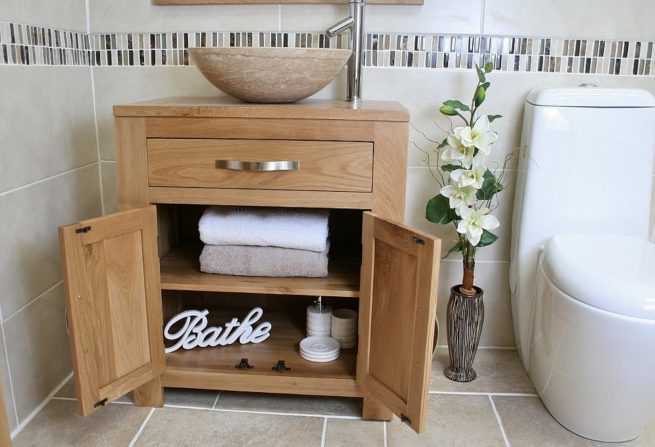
(440, 163), (461, 172)
(437, 137), (449, 149)
(484, 61), (494, 73)
(487, 114), (503, 122)
(475, 64), (486, 83)
(477, 229), (498, 247)
(426, 194), (457, 224)
(474, 85), (486, 106)
(439, 105), (458, 116)
(481, 81), (490, 90)
(445, 240), (465, 257)
(442, 100), (470, 112)
(476, 170), (504, 200)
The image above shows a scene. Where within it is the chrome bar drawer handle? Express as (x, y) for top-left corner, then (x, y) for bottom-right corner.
(215, 160), (300, 171)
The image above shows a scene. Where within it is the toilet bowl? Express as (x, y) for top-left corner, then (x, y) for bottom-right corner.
(510, 86), (655, 442)
(529, 234), (655, 442)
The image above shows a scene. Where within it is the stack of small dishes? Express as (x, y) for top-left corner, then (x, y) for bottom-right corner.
(299, 336), (340, 362)
(306, 303), (332, 337)
(331, 309), (358, 349)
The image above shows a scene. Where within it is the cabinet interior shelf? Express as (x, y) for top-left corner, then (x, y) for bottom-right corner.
(159, 244), (361, 297)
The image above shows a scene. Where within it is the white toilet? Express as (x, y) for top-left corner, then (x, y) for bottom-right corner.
(510, 86), (655, 442)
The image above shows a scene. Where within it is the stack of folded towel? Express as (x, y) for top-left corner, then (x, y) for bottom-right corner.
(198, 206), (330, 277)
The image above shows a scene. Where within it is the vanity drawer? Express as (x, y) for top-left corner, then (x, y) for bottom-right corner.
(147, 138), (373, 192)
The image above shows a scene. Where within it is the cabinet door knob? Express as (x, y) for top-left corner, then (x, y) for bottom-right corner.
(215, 160), (300, 171)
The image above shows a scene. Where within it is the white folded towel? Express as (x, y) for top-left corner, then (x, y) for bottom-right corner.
(198, 206), (329, 252)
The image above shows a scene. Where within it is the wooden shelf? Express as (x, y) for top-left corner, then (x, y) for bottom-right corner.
(160, 244), (360, 297)
(163, 310), (360, 397)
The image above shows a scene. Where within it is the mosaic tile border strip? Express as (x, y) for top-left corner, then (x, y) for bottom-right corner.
(1, 20), (654, 76)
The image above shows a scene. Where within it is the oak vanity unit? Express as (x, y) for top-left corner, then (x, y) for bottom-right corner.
(59, 98), (441, 433)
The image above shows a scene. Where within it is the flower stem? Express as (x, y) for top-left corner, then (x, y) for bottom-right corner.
(461, 241), (476, 295)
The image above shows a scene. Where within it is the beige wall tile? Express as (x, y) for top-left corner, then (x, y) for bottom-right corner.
(12, 399), (151, 447)
(101, 161), (117, 215)
(4, 283), (72, 422)
(484, 0), (655, 40)
(435, 260), (514, 347)
(324, 419), (384, 446)
(388, 394), (505, 446)
(88, 0), (279, 33)
(1, 0), (87, 31)
(281, 0), (482, 34)
(134, 407), (324, 446)
(0, 165), (102, 318)
(0, 67), (97, 194)
(0, 328), (17, 432)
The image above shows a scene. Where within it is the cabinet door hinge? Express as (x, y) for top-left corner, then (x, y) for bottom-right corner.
(400, 413), (412, 425)
(94, 397), (108, 408)
(412, 236), (425, 245)
(75, 226), (91, 234)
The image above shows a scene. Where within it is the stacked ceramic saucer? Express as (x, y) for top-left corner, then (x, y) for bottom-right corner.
(299, 336), (341, 362)
(331, 309), (358, 349)
(306, 303), (332, 337)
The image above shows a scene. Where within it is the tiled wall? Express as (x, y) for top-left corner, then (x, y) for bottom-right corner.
(2, 0), (655, 435)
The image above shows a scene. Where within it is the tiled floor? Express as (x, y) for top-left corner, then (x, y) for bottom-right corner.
(11, 348), (655, 446)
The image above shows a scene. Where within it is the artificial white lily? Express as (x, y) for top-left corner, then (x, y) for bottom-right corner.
(441, 134), (475, 168)
(440, 184), (477, 212)
(456, 207), (500, 246)
(450, 163), (487, 189)
(455, 115), (498, 154)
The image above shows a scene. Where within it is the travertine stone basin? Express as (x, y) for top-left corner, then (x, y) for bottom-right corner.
(188, 47), (351, 103)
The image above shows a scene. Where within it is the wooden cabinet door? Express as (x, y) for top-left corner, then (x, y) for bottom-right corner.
(59, 206), (165, 416)
(359, 212), (441, 433)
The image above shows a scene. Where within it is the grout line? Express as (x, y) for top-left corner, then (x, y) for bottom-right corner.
(0, 323), (19, 436)
(211, 392), (220, 409)
(488, 395), (511, 447)
(51, 397), (76, 402)
(278, 5), (282, 32)
(0, 162), (99, 198)
(429, 391), (537, 397)
(158, 403), (361, 420)
(89, 67), (105, 216)
(84, 0), (91, 34)
(480, 0), (486, 36)
(383, 420), (388, 447)
(10, 372), (75, 439)
(320, 417), (328, 447)
(128, 407), (156, 447)
(2, 281), (63, 324)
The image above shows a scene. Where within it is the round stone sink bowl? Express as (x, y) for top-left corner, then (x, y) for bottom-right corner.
(188, 47), (351, 103)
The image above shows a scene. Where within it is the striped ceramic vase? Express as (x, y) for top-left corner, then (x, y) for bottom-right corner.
(444, 285), (484, 382)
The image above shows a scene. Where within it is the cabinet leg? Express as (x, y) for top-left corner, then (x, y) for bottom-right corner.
(132, 376), (164, 408)
(362, 393), (392, 421)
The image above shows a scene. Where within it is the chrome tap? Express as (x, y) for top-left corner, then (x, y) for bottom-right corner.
(326, 0), (365, 102)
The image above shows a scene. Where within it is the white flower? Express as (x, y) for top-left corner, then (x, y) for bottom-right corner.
(456, 207), (500, 246)
(454, 115), (498, 154)
(441, 134), (475, 168)
(440, 184), (477, 212)
(450, 163), (487, 189)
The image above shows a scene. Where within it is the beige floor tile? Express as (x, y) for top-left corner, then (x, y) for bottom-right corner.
(12, 399), (151, 447)
(387, 394), (505, 447)
(430, 347), (534, 394)
(133, 407), (323, 446)
(164, 388), (218, 409)
(216, 391), (361, 416)
(324, 418), (384, 447)
(493, 396), (655, 446)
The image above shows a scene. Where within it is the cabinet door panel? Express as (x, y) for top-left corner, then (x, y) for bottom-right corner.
(59, 206), (165, 415)
(360, 212), (441, 433)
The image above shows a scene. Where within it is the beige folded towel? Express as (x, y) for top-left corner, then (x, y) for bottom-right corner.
(200, 243), (329, 277)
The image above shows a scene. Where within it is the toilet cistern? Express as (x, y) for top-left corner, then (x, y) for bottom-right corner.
(326, 0), (365, 102)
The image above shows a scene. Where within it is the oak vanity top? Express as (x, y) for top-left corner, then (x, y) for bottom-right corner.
(113, 97), (410, 121)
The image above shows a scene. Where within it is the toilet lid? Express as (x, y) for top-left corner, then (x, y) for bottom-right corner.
(542, 234), (655, 319)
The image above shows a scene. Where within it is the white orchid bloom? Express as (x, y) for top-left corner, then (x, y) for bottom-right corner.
(456, 207), (500, 246)
(455, 115), (498, 154)
(440, 184), (477, 212)
(450, 163), (487, 189)
(441, 134), (475, 168)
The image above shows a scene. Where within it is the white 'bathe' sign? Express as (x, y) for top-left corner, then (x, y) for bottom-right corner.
(164, 307), (272, 353)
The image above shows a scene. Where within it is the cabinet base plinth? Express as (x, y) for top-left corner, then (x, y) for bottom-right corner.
(133, 376), (164, 408)
(362, 393), (393, 421)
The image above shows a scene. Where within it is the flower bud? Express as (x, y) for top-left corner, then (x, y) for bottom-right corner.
(473, 85), (486, 106)
(440, 105), (458, 116)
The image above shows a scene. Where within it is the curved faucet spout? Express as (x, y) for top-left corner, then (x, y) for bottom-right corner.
(326, 0), (365, 102)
